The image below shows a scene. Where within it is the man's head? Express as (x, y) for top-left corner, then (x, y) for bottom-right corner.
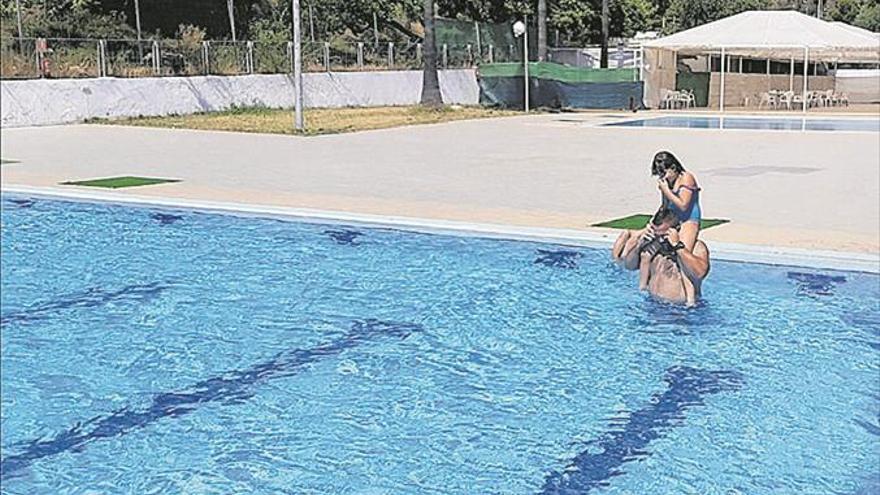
(651, 206), (680, 234)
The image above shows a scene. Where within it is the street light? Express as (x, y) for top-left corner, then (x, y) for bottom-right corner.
(513, 17), (528, 112)
(292, 0), (304, 131)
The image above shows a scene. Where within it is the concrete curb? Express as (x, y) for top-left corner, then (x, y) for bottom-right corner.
(3, 184), (878, 274)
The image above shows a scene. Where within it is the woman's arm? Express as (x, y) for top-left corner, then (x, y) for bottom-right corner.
(659, 172), (697, 211)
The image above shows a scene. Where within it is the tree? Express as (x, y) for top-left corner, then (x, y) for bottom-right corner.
(611, 0), (656, 38)
(827, 0), (862, 23)
(549, 0), (597, 45)
(600, 0), (608, 67)
(664, 0), (763, 32)
(420, 0), (442, 107)
(853, 0), (879, 31)
(0, 0), (136, 38)
(537, 0), (546, 60)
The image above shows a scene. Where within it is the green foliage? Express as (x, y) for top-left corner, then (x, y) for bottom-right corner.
(611, 0), (658, 38)
(827, 0), (861, 23)
(664, 0), (764, 32)
(1, 0), (135, 38)
(854, 1), (880, 31)
(549, 0), (598, 45)
(824, 0), (879, 31)
(2, 0), (876, 56)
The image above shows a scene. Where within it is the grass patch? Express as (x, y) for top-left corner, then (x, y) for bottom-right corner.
(593, 214), (729, 230)
(91, 105), (520, 136)
(61, 176), (180, 189)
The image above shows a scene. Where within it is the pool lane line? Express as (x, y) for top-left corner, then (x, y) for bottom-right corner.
(539, 366), (744, 494)
(0, 282), (168, 327)
(0, 318), (422, 480)
(2, 185), (878, 274)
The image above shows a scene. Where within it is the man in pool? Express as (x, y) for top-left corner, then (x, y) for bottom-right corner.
(612, 207), (710, 306)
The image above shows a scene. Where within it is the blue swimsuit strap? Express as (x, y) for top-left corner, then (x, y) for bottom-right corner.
(674, 184), (700, 194)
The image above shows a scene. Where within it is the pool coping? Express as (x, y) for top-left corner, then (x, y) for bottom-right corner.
(599, 113), (880, 134)
(3, 184), (878, 274)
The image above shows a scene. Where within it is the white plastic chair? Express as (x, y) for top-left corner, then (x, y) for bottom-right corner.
(680, 89), (696, 108)
(778, 91), (795, 110)
(661, 89), (679, 109)
(758, 92), (777, 109)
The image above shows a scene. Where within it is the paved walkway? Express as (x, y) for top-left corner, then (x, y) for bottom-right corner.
(2, 112), (879, 255)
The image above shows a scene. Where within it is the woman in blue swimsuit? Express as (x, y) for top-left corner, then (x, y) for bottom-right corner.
(651, 151), (702, 251)
(611, 151), (703, 267)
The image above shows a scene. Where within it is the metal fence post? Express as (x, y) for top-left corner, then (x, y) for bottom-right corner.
(98, 40), (108, 77)
(509, 44), (514, 61)
(323, 41), (330, 71)
(152, 40), (160, 75)
(488, 45), (494, 64)
(202, 41), (210, 75)
(387, 42), (394, 68)
(442, 43), (448, 69)
(246, 41), (254, 74)
(357, 42), (364, 68)
(416, 43), (422, 65)
(95, 40), (102, 77)
(467, 43), (472, 65)
(35, 39), (42, 77)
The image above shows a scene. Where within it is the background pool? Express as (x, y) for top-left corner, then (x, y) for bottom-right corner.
(1, 196), (878, 494)
(605, 116), (880, 132)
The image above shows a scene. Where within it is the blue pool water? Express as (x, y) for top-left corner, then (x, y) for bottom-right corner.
(605, 116), (880, 132)
(1, 196), (878, 494)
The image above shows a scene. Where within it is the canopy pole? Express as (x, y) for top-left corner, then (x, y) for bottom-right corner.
(719, 47), (726, 113)
(789, 55), (794, 92)
(638, 46), (644, 81)
(802, 46), (809, 113)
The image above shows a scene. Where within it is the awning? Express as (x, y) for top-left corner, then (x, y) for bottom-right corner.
(643, 11), (880, 62)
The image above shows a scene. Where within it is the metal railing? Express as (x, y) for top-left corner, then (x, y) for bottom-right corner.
(0, 37), (522, 80)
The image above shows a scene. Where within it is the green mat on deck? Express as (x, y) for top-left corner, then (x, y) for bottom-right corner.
(61, 176), (180, 189)
(593, 214), (729, 230)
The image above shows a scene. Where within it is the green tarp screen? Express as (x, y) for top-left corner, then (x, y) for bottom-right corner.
(676, 72), (710, 107)
(478, 62), (643, 110)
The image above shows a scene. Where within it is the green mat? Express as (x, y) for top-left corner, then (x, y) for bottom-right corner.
(479, 62), (637, 83)
(593, 214), (729, 230)
(61, 176), (180, 189)
(1, 159), (19, 164)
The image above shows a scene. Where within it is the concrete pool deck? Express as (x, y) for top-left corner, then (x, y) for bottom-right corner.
(2, 111), (879, 271)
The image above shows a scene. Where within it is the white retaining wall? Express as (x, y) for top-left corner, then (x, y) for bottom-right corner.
(0, 69), (479, 128)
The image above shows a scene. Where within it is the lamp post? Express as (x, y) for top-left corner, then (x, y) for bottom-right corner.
(292, 0), (304, 131)
(513, 18), (528, 112)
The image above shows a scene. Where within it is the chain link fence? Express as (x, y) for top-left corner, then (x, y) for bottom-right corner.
(1, 37), (532, 79)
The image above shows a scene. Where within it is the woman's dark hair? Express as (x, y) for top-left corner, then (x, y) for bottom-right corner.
(651, 151), (685, 176)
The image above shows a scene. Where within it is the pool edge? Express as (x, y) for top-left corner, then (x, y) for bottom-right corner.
(3, 184), (878, 274)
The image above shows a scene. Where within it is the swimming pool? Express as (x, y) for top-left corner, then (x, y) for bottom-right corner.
(1, 195), (878, 494)
(605, 116), (880, 132)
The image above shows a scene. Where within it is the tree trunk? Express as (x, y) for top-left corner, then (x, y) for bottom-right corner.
(420, 0), (443, 107)
(537, 0), (547, 61)
(600, 0), (609, 68)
